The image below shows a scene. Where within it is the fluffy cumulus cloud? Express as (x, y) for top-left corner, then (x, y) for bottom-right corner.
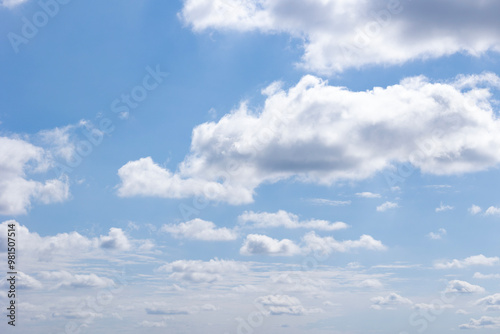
(370, 292), (412, 310)
(117, 73), (500, 205)
(435, 254), (500, 269)
(256, 294), (323, 316)
(485, 206), (500, 216)
(302, 231), (386, 254)
(459, 316), (500, 330)
(238, 210), (348, 231)
(161, 218), (237, 241)
(444, 280), (484, 294)
(157, 258), (248, 283)
(0, 137), (70, 215)
(240, 234), (301, 256)
(180, 0), (500, 74)
(473, 272), (500, 279)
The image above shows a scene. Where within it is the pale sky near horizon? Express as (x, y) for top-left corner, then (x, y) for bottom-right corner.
(1, 0), (500, 333)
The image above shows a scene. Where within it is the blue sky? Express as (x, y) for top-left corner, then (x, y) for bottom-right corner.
(1, 0), (500, 333)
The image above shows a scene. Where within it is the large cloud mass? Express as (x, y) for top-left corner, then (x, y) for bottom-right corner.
(180, 0), (500, 74)
(118, 73), (500, 204)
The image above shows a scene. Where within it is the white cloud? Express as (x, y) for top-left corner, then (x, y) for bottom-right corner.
(473, 272), (500, 279)
(444, 280), (484, 294)
(0, 221), (144, 266)
(413, 303), (454, 311)
(371, 292), (412, 310)
(180, 0), (500, 74)
(302, 231), (386, 255)
(117, 74), (500, 205)
(161, 218), (237, 241)
(435, 203), (453, 212)
(0, 136), (70, 215)
(98, 228), (131, 251)
(1, 0), (29, 8)
(39, 271), (115, 289)
(240, 234), (301, 256)
(427, 228), (446, 240)
(0, 272), (43, 290)
(358, 279), (383, 289)
(376, 202), (398, 212)
(238, 210), (348, 231)
(256, 294), (323, 316)
(356, 192), (381, 198)
(459, 316), (500, 330)
(476, 293), (500, 311)
(485, 206), (500, 216)
(138, 320), (168, 328)
(435, 254), (500, 269)
(308, 198), (351, 206)
(144, 303), (191, 315)
(469, 204), (482, 215)
(157, 258), (248, 283)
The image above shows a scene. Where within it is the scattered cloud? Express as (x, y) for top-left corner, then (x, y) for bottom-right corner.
(0, 272), (42, 290)
(144, 303), (191, 315)
(240, 234), (301, 256)
(376, 202), (398, 212)
(39, 271), (115, 289)
(0, 137), (70, 215)
(476, 293), (500, 311)
(238, 210), (348, 231)
(435, 203), (454, 212)
(459, 316), (500, 329)
(469, 204), (482, 215)
(356, 192), (381, 198)
(444, 280), (484, 294)
(0, 221), (147, 265)
(473, 272), (500, 279)
(485, 206), (500, 216)
(358, 279), (383, 289)
(413, 303), (454, 311)
(371, 292), (412, 310)
(98, 228), (131, 251)
(256, 294), (323, 316)
(157, 259), (248, 283)
(435, 254), (500, 269)
(307, 198), (351, 206)
(1, 0), (29, 8)
(303, 231), (386, 255)
(161, 218), (237, 241)
(428, 228), (446, 240)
